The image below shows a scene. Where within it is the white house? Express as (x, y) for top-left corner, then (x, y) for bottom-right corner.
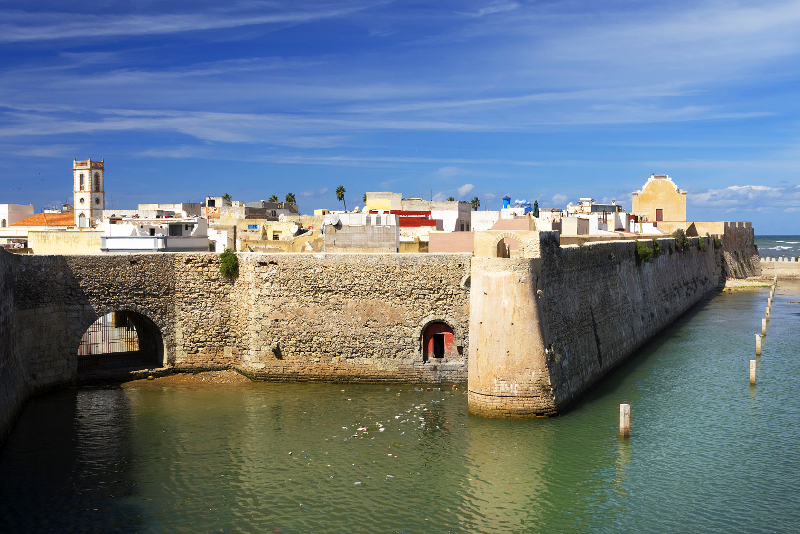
(101, 217), (210, 252)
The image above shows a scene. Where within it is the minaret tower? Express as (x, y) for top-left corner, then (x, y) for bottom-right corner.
(73, 158), (105, 225)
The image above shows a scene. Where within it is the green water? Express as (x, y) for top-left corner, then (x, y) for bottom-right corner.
(2, 283), (799, 533)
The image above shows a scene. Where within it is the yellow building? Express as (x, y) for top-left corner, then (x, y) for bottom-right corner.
(632, 174), (686, 223)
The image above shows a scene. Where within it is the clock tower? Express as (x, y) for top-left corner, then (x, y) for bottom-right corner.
(73, 158), (105, 226)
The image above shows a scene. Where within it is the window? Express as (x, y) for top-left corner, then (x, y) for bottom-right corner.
(0, 219), (6, 227)
(375, 216), (382, 226)
(271, 210), (276, 217)
(79, 174), (84, 191)
(149, 228), (156, 236)
(365, 215), (372, 225)
(94, 173), (100, 191)
(273, 232), (279, 240)
(207, 199), (216, 207)
(169, 225), (182, 236)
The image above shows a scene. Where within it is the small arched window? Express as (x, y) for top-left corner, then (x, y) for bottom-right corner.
(0, 219), (6, 228)
(79, 173), (84, 191)
(94, 172), (100, 191)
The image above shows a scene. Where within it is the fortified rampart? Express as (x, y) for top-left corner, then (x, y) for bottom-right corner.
(0, 251), (470, 442)
(760, 256), (800, 279)
(0, 229), (758, 440)
(468, 233), (724, 417)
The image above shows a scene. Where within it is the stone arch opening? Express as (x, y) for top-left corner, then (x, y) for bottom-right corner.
(77, 310), (164, 377)
(422, 322), (456, 363)
(0, 219), (6, 228)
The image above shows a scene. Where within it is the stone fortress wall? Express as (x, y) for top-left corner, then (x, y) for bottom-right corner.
(467, 230), (756, 418)
(760, 257), (800, 279)
(0, 250), (471, 442)
(0, 228), (759, 440)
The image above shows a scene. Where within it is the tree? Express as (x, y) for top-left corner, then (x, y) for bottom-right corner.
(470, 197), (480, 211)
(268, 195), (278, 203)
(222, 193), (232, 202)
(285, 192), (296, 205)
(447, 196), (455, 201)
(362, 193), (367, 203)
(336, 185), (347, 211)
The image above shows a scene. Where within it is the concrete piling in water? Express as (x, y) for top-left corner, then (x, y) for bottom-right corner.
(756, 334), (761, 356)
(762, 318), (767, 336)
(619, 403), (631, 438)
(750, 360), (756, 385)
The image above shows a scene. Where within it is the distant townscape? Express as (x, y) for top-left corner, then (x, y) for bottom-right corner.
(0, 158), (746, 255)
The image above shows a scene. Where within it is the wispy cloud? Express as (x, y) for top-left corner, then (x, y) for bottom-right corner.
(0, 3), (379, 43)
(691, 184), (800, 213)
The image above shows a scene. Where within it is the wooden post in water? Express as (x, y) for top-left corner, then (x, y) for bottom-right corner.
(750, 360), (756, 385)
(762, 318), (767, 336)
(619, 403), (631, 438)
(766, 306), (770, 320)
(756, 334), (761, 356)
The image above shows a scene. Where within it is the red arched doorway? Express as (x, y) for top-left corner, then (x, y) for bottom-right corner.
(422, 322), (456, 362)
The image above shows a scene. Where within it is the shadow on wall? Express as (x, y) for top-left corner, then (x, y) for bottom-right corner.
(77, 311), (163, 377)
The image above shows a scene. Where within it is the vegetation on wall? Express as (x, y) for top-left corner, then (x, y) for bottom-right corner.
(710, 232), (723, 250)
(672, 228), (690, 253)
(698, 235), (707, 252)
(651, 238), (661, 257)
(219, 249), (239, 278)
(635, 240), (653, 264)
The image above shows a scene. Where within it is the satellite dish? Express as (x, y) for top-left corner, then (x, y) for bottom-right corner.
(290, 224), (299, 234)
(331, 214), (340, 225)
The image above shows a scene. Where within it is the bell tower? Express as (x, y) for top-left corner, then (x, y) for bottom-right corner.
(73, 158), (105, 226)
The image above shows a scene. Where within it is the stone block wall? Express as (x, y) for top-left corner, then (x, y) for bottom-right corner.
(232, 253), (471, 383)
(3, 252), (471, 413)
(0, 250), (25, 443)
(468, 235), (722, 417)
(760, 257), (800, 279)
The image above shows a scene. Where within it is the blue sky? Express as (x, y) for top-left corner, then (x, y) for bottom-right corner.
(1, 0), (799, 234)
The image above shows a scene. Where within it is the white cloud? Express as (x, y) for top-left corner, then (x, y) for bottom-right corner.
(432, 192), (448, 201)
(457, 183), (474, 196)
(483, 193), (496, 200)
(690, 184), (800, 213)
(552, 194), (568, 206)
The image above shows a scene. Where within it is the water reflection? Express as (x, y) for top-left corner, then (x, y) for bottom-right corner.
(2, 283), (800, 532)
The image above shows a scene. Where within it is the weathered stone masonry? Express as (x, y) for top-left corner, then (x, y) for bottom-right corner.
(0, 251), (471, 442)
(0, 232), (758, 441)
(468, 234), (727, 418)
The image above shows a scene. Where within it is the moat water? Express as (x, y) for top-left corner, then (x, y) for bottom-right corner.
(2, 282), (799, 533)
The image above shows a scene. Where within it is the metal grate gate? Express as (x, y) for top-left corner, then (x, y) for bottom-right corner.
(78, 312), (160, 373)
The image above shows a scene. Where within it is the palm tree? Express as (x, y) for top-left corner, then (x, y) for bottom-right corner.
(336, 185), (347, 211)
(362, 193), (367, 203)
(268, 195), (278, 203)
(470, 197), (480, 211)
(285, 192), (296, 205)
(446, 196), (455, 201)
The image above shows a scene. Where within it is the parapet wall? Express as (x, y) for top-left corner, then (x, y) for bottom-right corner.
(760, 257), (800, 279)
